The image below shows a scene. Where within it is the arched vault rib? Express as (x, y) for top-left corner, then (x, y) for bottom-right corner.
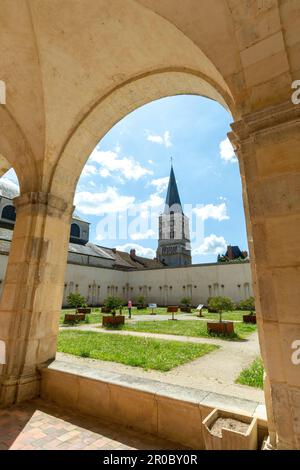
(50, 68), (235, 202)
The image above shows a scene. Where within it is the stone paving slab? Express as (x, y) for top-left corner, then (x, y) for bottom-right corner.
(0, 399), (186, 450)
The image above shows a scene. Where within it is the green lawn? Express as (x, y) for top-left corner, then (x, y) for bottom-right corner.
(120, 319), (256, 340)
(236, 357), (264, 389)
(60, 308), (102, 325)
(131, 307), (172, 315)
(132, 308), (252, 322)
(199, 310), (251, 322)
(57, 330), (219, 371)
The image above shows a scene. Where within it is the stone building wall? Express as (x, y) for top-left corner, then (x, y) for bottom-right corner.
(0, 252), (251, 307)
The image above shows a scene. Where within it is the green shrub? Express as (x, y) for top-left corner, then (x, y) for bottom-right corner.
(180, 297), (191, 306)
(135, 295), (146, 306)
(104, 296), (124, 315)
(67, 292), (87, 309)
(239, 296), (255, 312)
(208, 296), (234, 322)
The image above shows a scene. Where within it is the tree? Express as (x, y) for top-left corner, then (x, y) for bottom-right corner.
(239, 296), (255, 313)
(104, 296), (124, 316)
(208, 296), (234, 322)
(67, 292), (87, 309)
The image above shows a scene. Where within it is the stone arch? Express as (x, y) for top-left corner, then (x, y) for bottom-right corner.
(50, 68), (236, 202)
(0, 108), (38, 193)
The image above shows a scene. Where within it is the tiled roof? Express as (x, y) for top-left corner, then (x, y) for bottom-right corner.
(98, 247), (139, 270)
(130, 254), (164, 269)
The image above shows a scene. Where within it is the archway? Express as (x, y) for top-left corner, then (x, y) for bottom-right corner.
(50, 69), (235, 203)
(47, 69), (300, 449)
(0, 65), (273, 440)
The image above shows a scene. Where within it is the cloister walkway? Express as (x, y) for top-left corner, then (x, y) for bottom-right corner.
(0, 399), (184, 450)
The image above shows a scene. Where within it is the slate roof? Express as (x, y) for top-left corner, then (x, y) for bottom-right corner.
(0, 227), (13, 241)
(0, 179), (165, 271)
(68, 242), (115, 260)
(72, 213), (90, 223)
(164, 165), (183, 214)
(0, 180), (19, 199)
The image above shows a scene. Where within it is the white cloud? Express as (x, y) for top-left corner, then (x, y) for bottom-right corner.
(193, 203), (229, 221)
(81, 164), (97, 177)
(130, 229), (156, 240)
(193, 234), (227, 255)
(139, 193), (164, 218)
(219, 138), (237, 163)
(150, 176), (169, 194)
(147, 130), (172, 148)
(99, 168), (111, 178)
(116, 243), (156, 258)
(74, 187), (135, 215)
(148, 159), (154, 165)
(90, 147), (153, 180)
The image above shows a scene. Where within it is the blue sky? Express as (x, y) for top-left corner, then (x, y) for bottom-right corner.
(1, 95), (248, 263)
(74, 95), (248, 263)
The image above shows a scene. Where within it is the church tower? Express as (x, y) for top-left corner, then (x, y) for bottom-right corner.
(156, 164), (192, 266)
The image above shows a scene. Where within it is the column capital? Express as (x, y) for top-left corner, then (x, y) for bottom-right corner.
(13, 191), (74, 218)
(229, 100), (300, 144)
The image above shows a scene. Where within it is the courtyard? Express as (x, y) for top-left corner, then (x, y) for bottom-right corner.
(58, 307), (264, 403)
(0, 0), (299, 453)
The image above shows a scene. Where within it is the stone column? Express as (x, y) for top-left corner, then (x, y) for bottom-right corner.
(0, 192), (73, 405)
(230, 101), (300, 450)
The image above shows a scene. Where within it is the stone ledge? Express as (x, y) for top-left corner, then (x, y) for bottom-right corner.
(40, 359), (268, 449)
(43, 359), (261, 412)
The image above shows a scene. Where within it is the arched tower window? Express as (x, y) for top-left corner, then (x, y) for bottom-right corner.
(70, 223), (80, 238)
(1, 205), (16, 221)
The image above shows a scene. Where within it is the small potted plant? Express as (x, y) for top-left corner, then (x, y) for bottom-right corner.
(64, 292), (90, 323)
(202, 408), (258, 450)
(77, 303), (91, 315)
(101, 305), (112, 313)
(207, 296), (234, 336)
(240, 297), (256, 324)
(180, 297), (192, 313)
(135, 295), (146, 310)
(102, 296), (125, 327)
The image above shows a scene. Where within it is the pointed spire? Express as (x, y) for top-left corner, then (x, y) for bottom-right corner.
(164, 162), (183, 213)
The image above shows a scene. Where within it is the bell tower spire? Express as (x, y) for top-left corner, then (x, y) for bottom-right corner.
(156, 162), (192, 266)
